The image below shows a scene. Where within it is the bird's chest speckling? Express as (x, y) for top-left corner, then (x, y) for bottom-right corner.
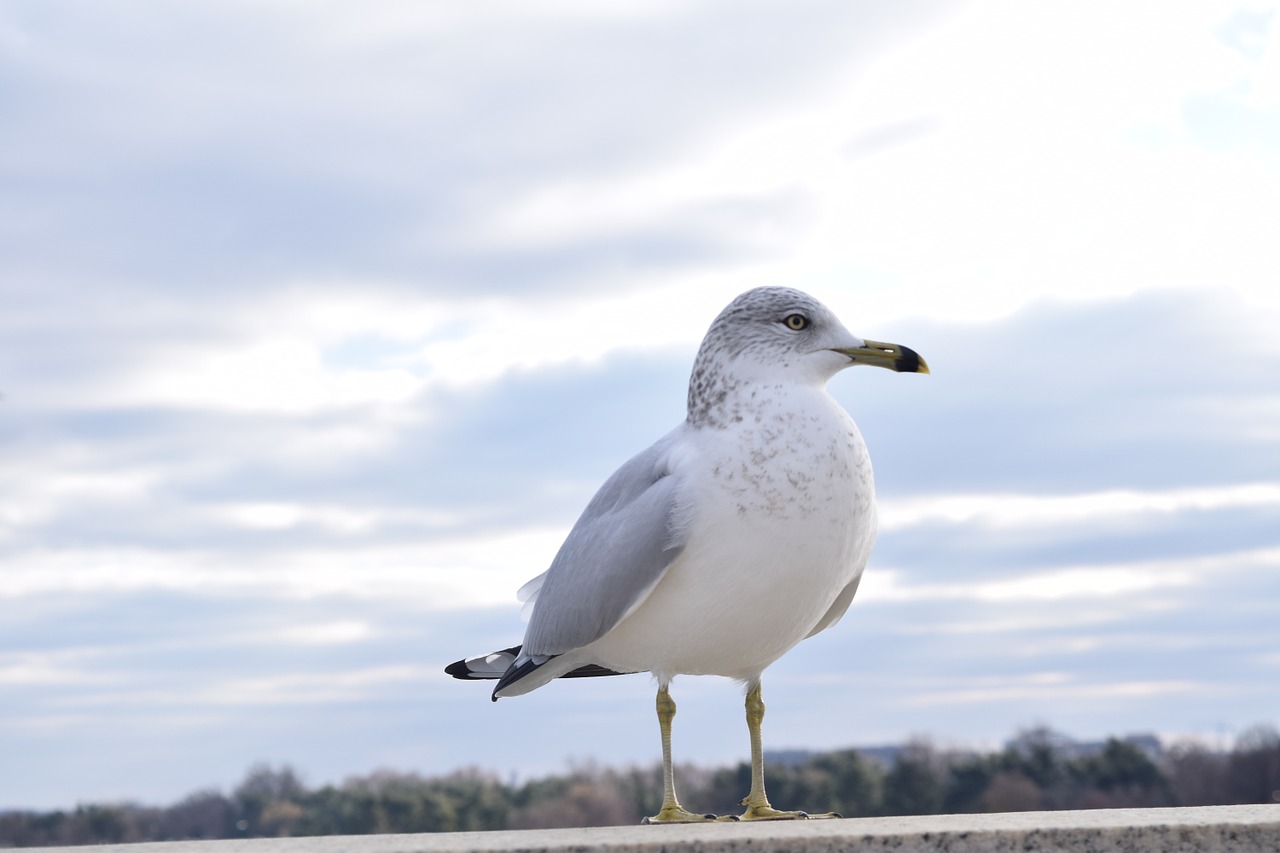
(701, 385), (872, 525)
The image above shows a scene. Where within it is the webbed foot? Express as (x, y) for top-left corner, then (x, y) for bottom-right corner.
(739, 803), (808, 821)
(642, 806), (735, 824)
(739, 800), (842, 821)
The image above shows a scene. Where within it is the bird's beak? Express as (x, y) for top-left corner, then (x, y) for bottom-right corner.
(832, 340), (930, 374)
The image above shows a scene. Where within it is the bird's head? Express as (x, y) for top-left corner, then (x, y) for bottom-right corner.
(692, 286), (929, 387)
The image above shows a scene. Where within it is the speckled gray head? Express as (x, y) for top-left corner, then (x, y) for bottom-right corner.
(687, 287), (928, 425)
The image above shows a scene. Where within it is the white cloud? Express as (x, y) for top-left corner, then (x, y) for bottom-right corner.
(902, 674), (1202, 707)
(58, 665), (436, 709)
(210, 502), (460, 535)
(0, 468), (159, 540)
(120, 338), (422, 415)
(879, 483), (1280, 531)
(411, 284), (725, 388)
(0, 651), (118, 687)
(0, 527), (566, 606)
(270, 620), (375, 646)
(888, 607), (1171, 638)
(864, 546), (1280, 604)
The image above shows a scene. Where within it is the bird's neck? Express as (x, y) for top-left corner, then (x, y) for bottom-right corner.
(687, 363), (828, 429)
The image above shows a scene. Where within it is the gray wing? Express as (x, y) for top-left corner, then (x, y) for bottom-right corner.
(521, 429), (687, 656)
(804, 572), (863, 639)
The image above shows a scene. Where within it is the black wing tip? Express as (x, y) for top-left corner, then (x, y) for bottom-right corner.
(444, 658), (472, 680)
(445, 645), (523, 681)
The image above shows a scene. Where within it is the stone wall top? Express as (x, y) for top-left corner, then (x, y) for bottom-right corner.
(35, 804), (1280, 853)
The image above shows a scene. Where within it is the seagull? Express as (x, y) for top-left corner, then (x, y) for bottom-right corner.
(446, 287), (928, 823)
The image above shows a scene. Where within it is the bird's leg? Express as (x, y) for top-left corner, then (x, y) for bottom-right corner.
(642, 685), (722, 823)
(738, 681), (805, 820)
(738, 681), (839, 821)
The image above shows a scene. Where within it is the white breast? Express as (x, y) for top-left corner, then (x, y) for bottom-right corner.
(586, 384), (877, 682)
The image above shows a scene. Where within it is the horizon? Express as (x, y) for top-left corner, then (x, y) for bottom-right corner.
(3, 719), (1265, 812)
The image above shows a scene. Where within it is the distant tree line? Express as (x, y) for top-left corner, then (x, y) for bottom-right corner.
(3, 724), (1279, 847)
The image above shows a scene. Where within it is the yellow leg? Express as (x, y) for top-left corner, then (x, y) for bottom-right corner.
(738, 682), (839, 821)
(642, 686), (724, 824)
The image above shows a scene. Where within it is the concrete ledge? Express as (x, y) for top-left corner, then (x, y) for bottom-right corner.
(36, 804), (1280, 853)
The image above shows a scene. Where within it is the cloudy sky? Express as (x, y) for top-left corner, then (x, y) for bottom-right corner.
(3, 0), (1279, 811)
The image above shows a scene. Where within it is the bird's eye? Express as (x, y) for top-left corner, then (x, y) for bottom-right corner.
(783, 314), (809, 331)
